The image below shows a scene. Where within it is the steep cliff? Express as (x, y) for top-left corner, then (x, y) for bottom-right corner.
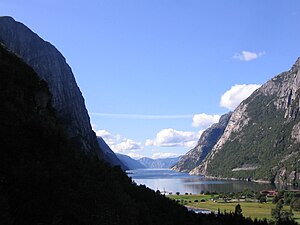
(191, 58), (300, 186)
(0, 16), (104, 160)
(172, 112), (232, 172)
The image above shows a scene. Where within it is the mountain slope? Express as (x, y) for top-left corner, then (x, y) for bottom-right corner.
(138, 157), (181, 168)
(191, 58), (300, 186)
(0, 16), (104, 159)
(0, 43), (193, 224)
(116, 153), (145, 170)
(172, 113), (232, 172)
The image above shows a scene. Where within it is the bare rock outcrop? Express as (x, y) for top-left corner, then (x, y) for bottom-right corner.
(172, 112), (232, 172)
(0, 17), (111, 162)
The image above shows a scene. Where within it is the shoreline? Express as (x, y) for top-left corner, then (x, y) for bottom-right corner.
(202, 175), (272, 184)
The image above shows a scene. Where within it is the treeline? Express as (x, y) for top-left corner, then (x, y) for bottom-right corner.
(0, 44), (298, 225)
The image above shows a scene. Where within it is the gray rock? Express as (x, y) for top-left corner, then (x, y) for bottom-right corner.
(0, 17), (103, 159)
(172, 112), (232, 173)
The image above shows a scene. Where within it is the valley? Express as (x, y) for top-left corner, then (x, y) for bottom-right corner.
(1, 3), (300, 224)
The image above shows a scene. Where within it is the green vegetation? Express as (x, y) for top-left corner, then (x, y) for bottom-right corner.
(206, 88), (300, 183)
(169, 192), (300, 224)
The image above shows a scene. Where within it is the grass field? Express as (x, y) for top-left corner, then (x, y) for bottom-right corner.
(168, 194), (300, 223)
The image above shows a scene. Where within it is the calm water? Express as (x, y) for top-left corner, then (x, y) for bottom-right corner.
(127, 168), (276, 194)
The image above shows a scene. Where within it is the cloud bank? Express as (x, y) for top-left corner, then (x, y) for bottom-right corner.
(145, 128), (202, 149)
(95, 129), (142, 153)
(233, 51), (265, 61)
(220, 84), (261, 110)
(192, 113), (220, 128)
(151, 152), (181, 159)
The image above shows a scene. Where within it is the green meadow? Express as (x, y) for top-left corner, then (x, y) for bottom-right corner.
(168, 194), (300, 223)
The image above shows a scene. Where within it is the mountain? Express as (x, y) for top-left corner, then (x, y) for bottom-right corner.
(97, 137), (128, 170)
(116, 153), (145, 170)
(138, 157), (181, 168)
(0, 20), (289, 225)
(171, 113), (232, 172)
(0, 16), (112, 162)
(0, 43), (193, 224)
(190, 58), (300, 186)
(0, 34), (270, 225)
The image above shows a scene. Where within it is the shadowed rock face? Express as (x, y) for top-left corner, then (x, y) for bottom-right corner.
(172, 112), (232, 173)
(0, 16), (102, 158)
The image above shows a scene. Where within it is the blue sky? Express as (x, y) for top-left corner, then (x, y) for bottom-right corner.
(2, 0), (300, 159)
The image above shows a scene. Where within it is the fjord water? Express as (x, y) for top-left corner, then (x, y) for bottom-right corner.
(127, 169), (275, 194)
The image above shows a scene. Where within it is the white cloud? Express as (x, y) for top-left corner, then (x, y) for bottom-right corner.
(220, 84), (261, 110)
(127, 152), (146, 159)
(113, 139), (141, 152)
(151, 152), (181, 159)
(95, 129), (142, 153)
(145, 128), (201, 149)
(192, 113), (221, 128)
(233, 51), (265, 61)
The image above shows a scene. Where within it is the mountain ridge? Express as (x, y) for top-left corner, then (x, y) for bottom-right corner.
(116, 153), (145, 170)
(190, 58), (300, 186)
(0, 16), (124, 167)
(138, 156), (181, 168)
(172, 112), (232, 172)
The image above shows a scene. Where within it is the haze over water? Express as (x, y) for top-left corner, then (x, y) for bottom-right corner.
(128, 169), (275, 194)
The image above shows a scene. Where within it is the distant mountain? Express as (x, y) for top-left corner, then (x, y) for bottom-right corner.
(172, 112), (232, 172)
(138, 157), (181, 168)
(191, 58), (300, 186)
(116, 154), (145, 170)
(0, 16), (122, 167)
(97, 137), (128, 170)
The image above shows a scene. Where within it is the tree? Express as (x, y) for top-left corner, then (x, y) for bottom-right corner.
(234, 204), (242, 216)
(291, 198), (300, 211)
(258, 194), (267, 203)
(271, 200), (294, 224)
(272, 200), (283, 223)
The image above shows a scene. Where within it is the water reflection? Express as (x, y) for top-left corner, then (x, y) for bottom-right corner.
(128, 169), (276, 194)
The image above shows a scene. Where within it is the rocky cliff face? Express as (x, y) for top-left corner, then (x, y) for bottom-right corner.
(0, 17), (104, 159)
(191, 58), (300, 186)
(172, 112), (232, 172)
